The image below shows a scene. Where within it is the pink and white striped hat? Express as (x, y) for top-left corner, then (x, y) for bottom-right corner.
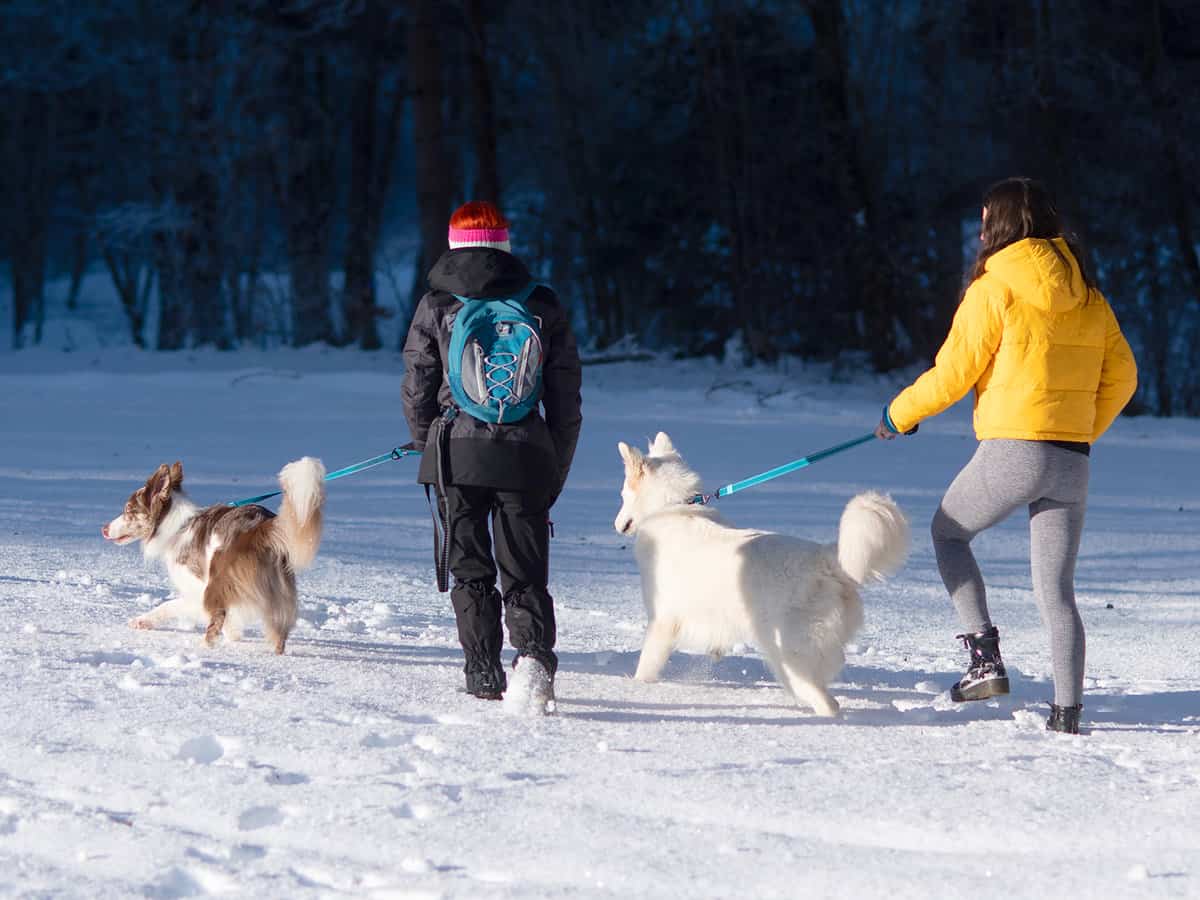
(448, 225), (511, 252)
(448, 201), (512, 252)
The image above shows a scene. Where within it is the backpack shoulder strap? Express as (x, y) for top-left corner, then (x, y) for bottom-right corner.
(450, 282), (545, 306)
(517, 281), (545, 304)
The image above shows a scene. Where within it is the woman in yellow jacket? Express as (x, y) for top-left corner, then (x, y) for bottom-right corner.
(878, 177), (1137, 735)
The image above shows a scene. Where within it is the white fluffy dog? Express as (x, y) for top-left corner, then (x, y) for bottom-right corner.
(614, 433), (908, 716)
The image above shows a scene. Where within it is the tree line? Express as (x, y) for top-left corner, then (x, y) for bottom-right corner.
(1, 0), (1197, 414)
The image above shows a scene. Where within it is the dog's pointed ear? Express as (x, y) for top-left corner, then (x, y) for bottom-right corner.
(169, 461), (184, 489)
(649, 432), (675, 457)
(148, 463), (173, 502)
(618, 441), (643, 469)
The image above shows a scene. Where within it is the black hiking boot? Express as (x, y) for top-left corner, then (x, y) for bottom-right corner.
(464, 661), (507, 700)
(950, 626), (1010, 702)
(1046, 703), (1082, 734)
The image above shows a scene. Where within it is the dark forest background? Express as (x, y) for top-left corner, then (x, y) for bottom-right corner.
(2, 0), (1198, 414)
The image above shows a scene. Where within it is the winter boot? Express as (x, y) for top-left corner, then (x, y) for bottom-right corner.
(950, 626), (1010, 702)
(464, 659), (507, 700)
(502, 652), (556, 716)
(1046, 703), (1082, 734)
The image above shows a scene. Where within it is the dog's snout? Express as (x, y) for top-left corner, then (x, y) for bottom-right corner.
(101, 523), (110, 539)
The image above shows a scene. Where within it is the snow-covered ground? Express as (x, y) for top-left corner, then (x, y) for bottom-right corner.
(1, 350), (1198, 899)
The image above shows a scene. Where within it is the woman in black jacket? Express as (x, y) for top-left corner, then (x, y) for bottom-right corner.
(402, 202), (583, 711)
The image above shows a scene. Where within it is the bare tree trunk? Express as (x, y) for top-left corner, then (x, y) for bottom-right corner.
(1138, 0), (1200, 302)
(343, 2), (404, 350)
(155, 229), (187, 350)
(915, 0), (968, 360)
(690, 6), (753, 350)
(1147, 256), (1173, 417)
(805, 0), (901, 371)
(180, 132), (227, 348)
(66, 166), (96, 313)
(4, 91), (55, 348)
(344, 40), (382, 350)
(1032, 0), (1067, 195)
(1140, 0), (1195, 414)
(67, 230), (88, 311)
(529, 3), (616, 343)
(280, 49), (336, 346)
(102, 248), (149, 348)
(465, 0), (501, 204)
(407, 0), (455, 329)
(153, 13), (230, 350)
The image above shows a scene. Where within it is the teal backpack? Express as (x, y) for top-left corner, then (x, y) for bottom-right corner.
(446, 282), (546, 424)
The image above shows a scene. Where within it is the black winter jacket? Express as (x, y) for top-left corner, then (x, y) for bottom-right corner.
(402, 248), (583, 496)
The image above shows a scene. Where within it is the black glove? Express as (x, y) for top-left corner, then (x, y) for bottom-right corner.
(876, 405), (918, 440)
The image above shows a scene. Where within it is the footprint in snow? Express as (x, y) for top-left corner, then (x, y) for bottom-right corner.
(237, 804), (286, 831)
(412, 734), (446, 755)
(472, 869), (515, 885)
(231, 844), (267, 862)
(390, 802), (435, 820)
(263, 768), (309, 786)
(147, 865), (235, 899)
(75, 650), (154, 668)
(0, 798), (19, 835)
(360, 732), (408, 749)
(177, 735), (226, 765)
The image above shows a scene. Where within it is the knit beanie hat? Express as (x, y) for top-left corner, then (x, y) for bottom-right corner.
(448, 201), (511, 252)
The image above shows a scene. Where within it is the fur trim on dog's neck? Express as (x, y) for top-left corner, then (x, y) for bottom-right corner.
(643, 502), (722, 526)
(644, 457), (704, 509)
(143, 493), (198, 561)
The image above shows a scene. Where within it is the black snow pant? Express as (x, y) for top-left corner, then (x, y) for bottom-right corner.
(440, 485), (558, 676)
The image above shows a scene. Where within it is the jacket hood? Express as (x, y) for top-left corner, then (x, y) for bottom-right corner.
(428, 247), (532, 299)
(985, 237), (1088, 313)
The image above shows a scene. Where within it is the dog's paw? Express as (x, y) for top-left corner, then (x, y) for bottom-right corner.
(128, 616), (155, 630)
(633, 671), (660, 683)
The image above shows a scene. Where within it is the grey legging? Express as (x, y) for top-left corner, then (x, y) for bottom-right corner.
(931, 439), (1089, 706)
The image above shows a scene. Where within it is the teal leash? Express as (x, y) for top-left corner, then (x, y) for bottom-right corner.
(688, 432), (876, 505)
(229, 447), (421, 507)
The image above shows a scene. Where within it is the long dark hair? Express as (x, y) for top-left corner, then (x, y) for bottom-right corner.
(969, 177), (1094, 295)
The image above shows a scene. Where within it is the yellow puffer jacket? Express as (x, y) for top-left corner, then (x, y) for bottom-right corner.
(888, 238), (1137, 443)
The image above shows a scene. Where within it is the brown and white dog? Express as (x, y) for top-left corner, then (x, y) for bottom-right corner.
(102, 457), (325, 654)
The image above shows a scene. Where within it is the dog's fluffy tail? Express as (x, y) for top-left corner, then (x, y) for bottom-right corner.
(271, 457), (325, 571)
(836, 491), (909, 585)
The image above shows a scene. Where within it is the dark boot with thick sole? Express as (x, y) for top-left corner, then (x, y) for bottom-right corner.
(950, 626), (1010, 702)
(1046, 703), (1082, 734)
(464, 659), (507, 700)
(453, 579), (506, 699)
